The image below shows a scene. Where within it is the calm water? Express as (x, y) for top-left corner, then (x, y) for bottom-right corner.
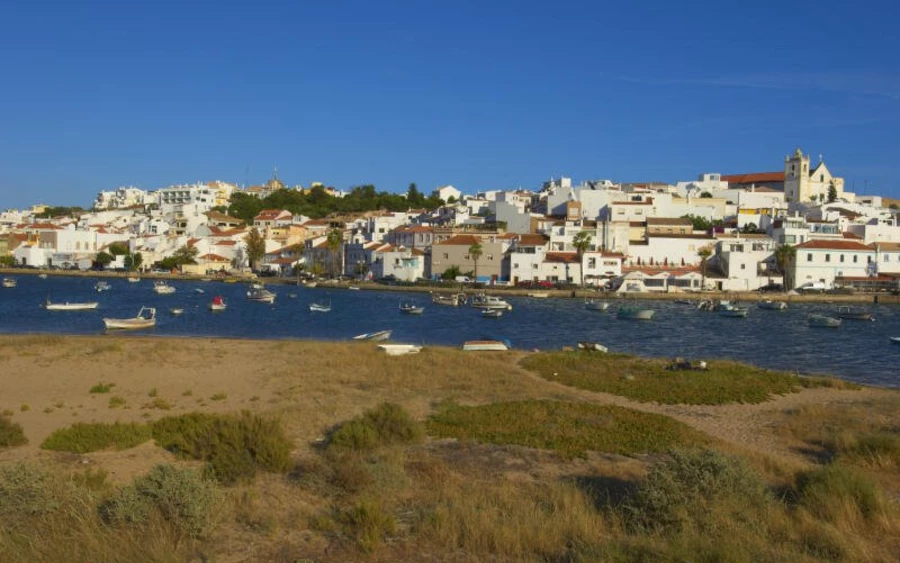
(1, 275), (898, 388)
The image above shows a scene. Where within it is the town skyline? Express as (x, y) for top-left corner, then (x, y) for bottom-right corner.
(3, 1), (900, 209)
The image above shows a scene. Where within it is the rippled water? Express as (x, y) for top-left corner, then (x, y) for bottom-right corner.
(1, 275), (898, 388)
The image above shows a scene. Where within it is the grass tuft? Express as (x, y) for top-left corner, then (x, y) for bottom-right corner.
(40, 422), (152, 453)
(0, 415), (28, 448)
(89, 382), (115, 394)
(327, 402), (424, 452)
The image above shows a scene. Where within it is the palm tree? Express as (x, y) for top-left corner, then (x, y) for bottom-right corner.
(326, 229), (343, 278)
(468, 241), (483, 284)
(572, 230), (592, 287)
(697, 245), (713, 291)
(774, 244), (796, 289)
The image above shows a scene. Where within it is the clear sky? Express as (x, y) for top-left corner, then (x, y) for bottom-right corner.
(2, 0), (899, 210)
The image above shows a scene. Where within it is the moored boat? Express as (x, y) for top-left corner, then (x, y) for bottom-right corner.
(890, 336), (900, 344)
(44, 299), (99, 311)
(309, 299), (331, 312)
(247, 288), (276, 304)
(94, 280), (111, 292)
(809, 314), (841, 328)
(836, 306), (874, 321)
(527, 291), (550, 298)
(103, 306), (156, 330)
(153, 280), (176, 294)
(584, 298), (609, 311)
(399, 302), (425, 315)
(377, 344), (422, 356)
(127, 276), (140, 283)
(170, 308), (184, 316)
(481, 309), (504, 319)
(209, 295), (227, 311)
(431, 292), (466, 306)
(758, 300), (787, 311)
(353, 329), (393, 342)
(462, 339), (510, 351)
(616, 306), (655, 320)
(2, 277), (17, 288)
(470, 293), (512, 310)
(718, 303), (749, 318)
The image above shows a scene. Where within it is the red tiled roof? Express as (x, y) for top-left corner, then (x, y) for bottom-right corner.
(516, 234), (549, 246)
(435, 234), (481, 246)
(721, 172), (785, 184)
(795, 240), (872, 251)
(842, 232), (863, 239)
(199, 253), (229, 262)
(214, 240), (237, 246)
(544, 252), (580, 263)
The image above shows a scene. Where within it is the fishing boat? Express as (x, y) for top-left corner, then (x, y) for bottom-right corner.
(890, 336), (900, 344)
(247, 287), (276, 304)
(431, 291), (466, 306)
(309, 299), (331, 313)
(103, 306), (156, 330)
(38, 273), (48, 279)
(44, 299), (99, 311)
(399, 302), (425, 315)
(616, 306), (655, 320)
(757, 300), (787, 311)
(170, 308), (184, 316)
(209, 295), (227, 311)
(470, 293), (512, 310)
(377, 344), (422, 356)
(836, 306), (874, 321)
(353, 329), (393, 342)
(481, 309), (504, 319)
(94, 280), (111, 292)
(809, 314), (841, 328)
(462, 339), (510, 351)
(2, 277), (16, 288)
(153, 280), (176, 294)
(584, 298), (609, 311)
(527, 291), (550, 298)
(194, 288), (205, 294)
(127, 276), (140, 283)
(718, 303), (749, 318)
(577, 341), (609, 353)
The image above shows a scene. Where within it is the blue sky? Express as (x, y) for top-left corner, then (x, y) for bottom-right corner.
(2, 0), (899, 209)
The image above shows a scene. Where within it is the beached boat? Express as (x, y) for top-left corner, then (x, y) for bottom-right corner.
(584, 298), (609, 311)
(462, 340), (510, 351)
(44, 299), (99, 311)
(103, 306), (156, 330)
(2, 277), (17, 288)
(247, 287), (276, 304)
(353, 329), (393, 342)
(718, 303), (749, 318)
(399, 302), (425, 315)
(836, 306), (874, 321)
(616, 306), (654, 320)
(153, 280), (176, 294)
(94, 280), (111, 292)
(577, 341), (609, 353)
(377, 344), (422, 356)
(209, 295), (227, 311)
(309, 299), (331, 313)
(481, 309), (504, 319)
(431, 292), (466, 306)
(757, 300), (787, 311)
(470, 293), (512, 310)
(809, 314), (841, 328)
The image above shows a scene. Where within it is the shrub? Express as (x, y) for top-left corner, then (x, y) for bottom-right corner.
(328, 403), (424, 451)
(796, 464), (888, 523)
(0, 415), (28, 448)
(108, 396), (126, 409)
(152, 411), (293, 485)
(0, 463), (61, 517)
(41, 422), (152, 453)
(89, 382), (114, 394)
(99, 464), (221, 538)
(624, 449), (771, 533)
(337, 497), (397, 553)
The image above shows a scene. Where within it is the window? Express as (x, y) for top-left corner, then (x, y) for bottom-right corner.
(853, 255), (858, 263)
(588, 258), (596, 268)
(886, 255), (891, 262)
(807, 253), (813, 262)
(513, 263), (519, 269)
(740, 264), (746, 270)
(840, 255), (844, 263)
(442, 253), (448, 260)
(825, 254), (830, 263)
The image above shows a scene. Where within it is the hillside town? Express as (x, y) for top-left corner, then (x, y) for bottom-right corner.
(2, 148), (899, 294)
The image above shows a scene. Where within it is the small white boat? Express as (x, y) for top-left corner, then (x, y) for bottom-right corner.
(470, 293), (512, 310)
(527, 292), (550, 299)
(348, 286), (361, 291)
(836, 306), (874, 321)
(377, 344), (422, 356)
(153, 280), (176, 294)
(44, 299), (99, 311)
(94, 281), (111, 292)
(209, 296), (227, 311)
(584, 299), (609, 311)
(353, 329), (393, 342)
(309, 300), (331, 313)
(809, 314), (841, 328)
(127, 277), (140, 283)
(481, 309), (504, 319)
(758, 300), (787, 311)
(170, 308), (184, 316)
(462, 340), (510, 351)
(38, 273), (48, 279)
(247, 288), (276, 304)
(399, 302), (425, 315)
(617, 306), (654, 320)
(577, 341), (609, 353)
(431, 292), (466, 306)
(103, 306), (156, 330)
(890, 336), (900, 344)
(2, 277), (17, 288)
(195, 288), (205, 294)
(718, 304), (749, 318)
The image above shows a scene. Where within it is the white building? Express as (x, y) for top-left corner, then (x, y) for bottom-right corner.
(94, 186), (149, 210)
(791, 239), (873, 290)
(434, 185), (462, 203)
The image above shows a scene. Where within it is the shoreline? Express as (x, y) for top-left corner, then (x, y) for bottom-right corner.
(3, 267), (898, 305)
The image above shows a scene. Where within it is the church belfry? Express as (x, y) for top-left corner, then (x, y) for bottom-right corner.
(784, 148), (810, 202)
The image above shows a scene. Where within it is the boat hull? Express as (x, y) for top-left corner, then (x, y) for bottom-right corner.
(617, 308), (654, 320)
(46, 302), (99, 311)
(354, 330), (393, 342)
(462, 340), (509, 351)
(377, 344), (422, 356)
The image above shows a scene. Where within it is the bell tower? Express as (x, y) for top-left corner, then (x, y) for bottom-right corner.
(784, 148), (810, 202)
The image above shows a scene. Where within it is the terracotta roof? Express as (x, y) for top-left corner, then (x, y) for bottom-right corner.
(186, 238), (201, 248)
(515, 234), (549, 246)
(794, 240), (872, 251)
(214, 240), (237, 246)
(544, 252), (580, 264)
(199, 253), (229, 262)
(842, 232), (863, 239)
(435, 234), (481, 246)
(721, 172), (785, 184)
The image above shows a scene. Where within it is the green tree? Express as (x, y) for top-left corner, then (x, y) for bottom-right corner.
(697, 245), (713, 291)
(173, 245), (199, 265)
(441, 265), (462, 281)
(0, 256), (15, 267)
(244, 227), (266, 271)
(309, 259), (326, 278)
(326, 229), (344, 277)
(740, 223), (761, 234)
(572, 230), (593, 287)
(468, 241), (483, 284)
(827, 182), (837, 203)
(406, 183), (422, 206)
(774, 244), (796, 289)
(108, 242), (130, 256)
(94, 251), (114, 269)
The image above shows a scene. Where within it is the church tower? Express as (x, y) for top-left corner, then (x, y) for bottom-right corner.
(783, 148), (810, 202)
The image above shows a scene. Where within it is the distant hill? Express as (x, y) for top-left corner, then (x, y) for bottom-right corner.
(883, 197), (900, 209)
